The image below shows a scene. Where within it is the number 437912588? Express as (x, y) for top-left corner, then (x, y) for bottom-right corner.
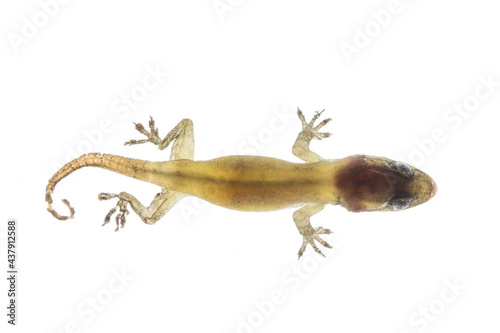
(7, 220), (16, 270)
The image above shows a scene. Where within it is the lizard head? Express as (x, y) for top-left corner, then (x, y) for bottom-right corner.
(334, 154), (437, 213)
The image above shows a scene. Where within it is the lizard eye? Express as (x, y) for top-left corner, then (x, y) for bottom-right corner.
(392, 161), (414, 178)
(387, 197), (413, 211)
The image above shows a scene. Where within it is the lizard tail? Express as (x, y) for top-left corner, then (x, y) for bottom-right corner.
(45, 153), (160, 220)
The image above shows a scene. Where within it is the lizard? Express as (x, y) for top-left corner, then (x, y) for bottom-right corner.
(45, 109), (437, 257)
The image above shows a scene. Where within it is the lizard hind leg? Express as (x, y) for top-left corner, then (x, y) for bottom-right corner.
(98, 193), (128, 231)
(97, 117), (194, 229)
(125, 117), (194, 160)
(98, 189), (186, 231)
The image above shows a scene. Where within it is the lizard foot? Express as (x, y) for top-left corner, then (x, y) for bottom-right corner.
(297, 108), (332, 140)
(98, 193), (130, 232)
(298, 226), (333, 258)
(124, 116), (160, 146)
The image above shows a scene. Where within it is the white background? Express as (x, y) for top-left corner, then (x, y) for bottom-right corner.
(1, 1), (499, 332)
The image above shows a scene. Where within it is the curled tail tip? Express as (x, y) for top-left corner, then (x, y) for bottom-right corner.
(45, 191), (53, 205)
(47, 199), (75, 220)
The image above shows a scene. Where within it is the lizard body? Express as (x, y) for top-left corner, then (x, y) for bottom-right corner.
(46, 110), (437, 257)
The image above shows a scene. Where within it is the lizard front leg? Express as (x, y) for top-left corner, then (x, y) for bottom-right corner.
(292, 108), (332, 163)
(293, 203), (333, 258)
(98, 189), (186, 231)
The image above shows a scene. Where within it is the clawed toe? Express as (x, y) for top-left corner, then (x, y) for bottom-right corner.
(98, 192), (117, 201)
(313, 118), (332, 131)
(148, 116), (159, 139)
(100, 194), (130, 231)
(315, 226), (332, 234)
